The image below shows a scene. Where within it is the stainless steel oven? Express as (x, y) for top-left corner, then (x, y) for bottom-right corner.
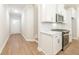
(62, 31), (69, 51)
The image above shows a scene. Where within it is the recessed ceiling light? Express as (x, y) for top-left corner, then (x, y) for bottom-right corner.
(11, 8), (19, 13)
(14, 9), (19, 13)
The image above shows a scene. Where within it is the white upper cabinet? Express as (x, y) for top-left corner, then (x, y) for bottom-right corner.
(41, 4), (65, 22)
(56, 4), (64, 15)
(41, 4), (56, 22)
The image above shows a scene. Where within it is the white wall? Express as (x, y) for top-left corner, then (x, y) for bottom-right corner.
(76, 8), (79, 39)
(22, 5), (36, 41)
(0, 4), (9, 53)
(33, 5), (38, 39)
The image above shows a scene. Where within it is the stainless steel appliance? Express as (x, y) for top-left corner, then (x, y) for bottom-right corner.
(62, 31), (69, 51)
(56, 14), (64, 23)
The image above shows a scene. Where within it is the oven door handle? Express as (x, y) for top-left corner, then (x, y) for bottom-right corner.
(63, 34), (69, 36)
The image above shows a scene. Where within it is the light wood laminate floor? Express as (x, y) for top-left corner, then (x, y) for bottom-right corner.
(58, 40), (79, 55)
(1, 34), (79, 55)
(1, 34), (44, 55)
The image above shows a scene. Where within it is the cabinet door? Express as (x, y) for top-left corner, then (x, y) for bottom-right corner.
(63, 9), (66, 23)
(57, 35), (62, 51)
(53, 33), (62, 54)
(42, 4), (56, 22)
(39, 33), (53, 54)
(56, 4), (64, 15)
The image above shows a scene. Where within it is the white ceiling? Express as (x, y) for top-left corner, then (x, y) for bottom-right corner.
(5, 4), (79, 12)
(5, 4), (31, 10)
(4, 4), (35, 14)
(5, 4), (79, 9)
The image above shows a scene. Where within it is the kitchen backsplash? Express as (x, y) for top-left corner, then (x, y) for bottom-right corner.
(52, 23), (67, 29)
(41, 23), (67, 32)
(41, 23), (53, 32)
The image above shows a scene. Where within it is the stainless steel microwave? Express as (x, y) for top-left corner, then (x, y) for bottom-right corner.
(56, 14), (64, 23)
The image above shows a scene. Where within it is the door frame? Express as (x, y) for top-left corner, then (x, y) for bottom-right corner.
(9, 13), (22, 34)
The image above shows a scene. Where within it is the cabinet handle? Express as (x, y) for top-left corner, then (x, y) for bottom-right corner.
(58, 39), (60, 43)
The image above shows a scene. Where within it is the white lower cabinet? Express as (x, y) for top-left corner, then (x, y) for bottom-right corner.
(53, 33), (62, 54)
(39, 32), (62, 55)
(39, 33), (53, 55)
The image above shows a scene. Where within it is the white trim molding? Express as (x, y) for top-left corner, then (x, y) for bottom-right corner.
(22, 34), (38, 43)
(37, 47), (47, 55)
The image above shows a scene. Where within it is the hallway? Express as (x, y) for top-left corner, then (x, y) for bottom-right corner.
(1, 34), (44, 55)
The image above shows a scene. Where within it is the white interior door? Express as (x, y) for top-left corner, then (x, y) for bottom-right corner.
(71, 17), (77, 39)
(10, 18), (21, 34)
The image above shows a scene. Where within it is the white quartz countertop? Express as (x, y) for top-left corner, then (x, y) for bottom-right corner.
(40, 31), (62, 35)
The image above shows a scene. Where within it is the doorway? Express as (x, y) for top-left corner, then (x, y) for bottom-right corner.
(9, 13), (21, 34)
(71, 17), (77, 39)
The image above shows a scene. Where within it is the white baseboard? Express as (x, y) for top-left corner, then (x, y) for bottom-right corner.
(37, 47), (55, 55)
(0, 35), (9, 54)
(72, 37), (78, 40)
(22, 34), (38, 43)
(76, 37), (79, 40)
(69, 37), (77, 42)
(34, 34), (38, 39)
(37, 47), (47, 55)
